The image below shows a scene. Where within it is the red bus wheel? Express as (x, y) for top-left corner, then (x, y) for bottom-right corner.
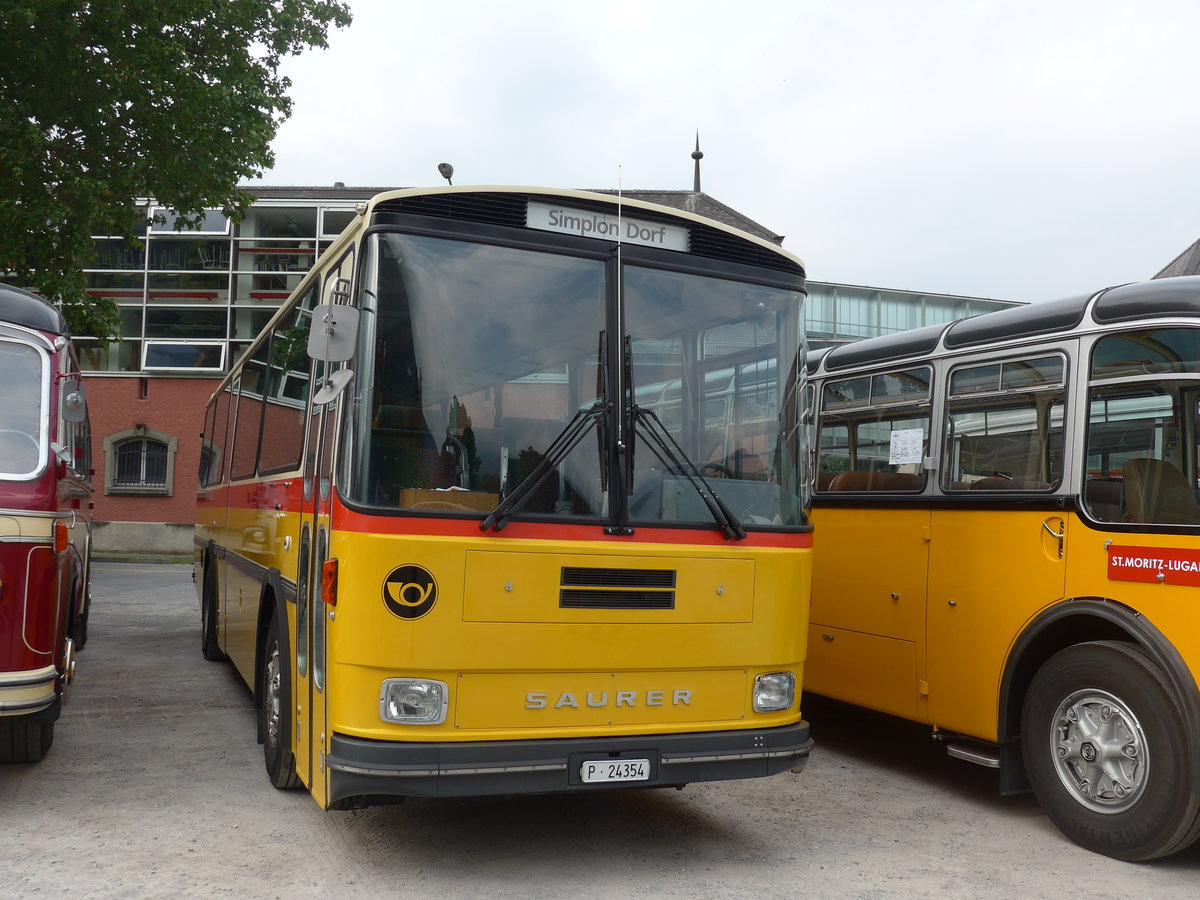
(0, 718), (54, 763)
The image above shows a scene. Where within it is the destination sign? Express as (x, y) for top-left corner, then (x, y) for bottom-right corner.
(527, 201), (690, 251)
(1107, 544), (1200, 586)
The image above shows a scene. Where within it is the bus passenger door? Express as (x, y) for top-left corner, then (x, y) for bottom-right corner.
(926, 368), (1069, 740)
(926, 510), (1067, 739)
(807, 504), (931, 720)
(294, 396), (335, 805)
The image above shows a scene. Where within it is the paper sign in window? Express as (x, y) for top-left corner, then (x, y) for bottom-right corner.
(888, 429), (924, 466)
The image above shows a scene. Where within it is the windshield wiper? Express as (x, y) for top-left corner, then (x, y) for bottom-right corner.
(481, 400), (610, 533)
(620, 337), (743, 540)
(630, 406), (747, 541)
(483, 331), (610, 533)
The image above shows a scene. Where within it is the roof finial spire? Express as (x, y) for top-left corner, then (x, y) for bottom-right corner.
(691, 131), (704, 193)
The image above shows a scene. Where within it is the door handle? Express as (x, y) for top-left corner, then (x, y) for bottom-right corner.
(1042, 520), (1064, 558)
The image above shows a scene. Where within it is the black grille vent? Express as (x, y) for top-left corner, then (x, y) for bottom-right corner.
(559, 567), (676, 609)
(373, 192), (529, 228)
(688, 223), (806, 276)
(560, 590), (675, 610)
(561, 567), (676, 588)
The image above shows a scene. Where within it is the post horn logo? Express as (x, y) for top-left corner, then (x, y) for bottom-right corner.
(382, 565), (438, 619)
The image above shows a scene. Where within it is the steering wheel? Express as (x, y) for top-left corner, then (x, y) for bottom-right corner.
(0, 429), (39, 454)
(701, 462), (734, 479)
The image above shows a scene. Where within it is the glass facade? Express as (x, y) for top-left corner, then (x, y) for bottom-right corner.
(805, 282), (1020, 350)
(81, 197), (363, 374)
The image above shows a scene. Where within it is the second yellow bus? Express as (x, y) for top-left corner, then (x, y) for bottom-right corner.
(809, 276), (1200, 860)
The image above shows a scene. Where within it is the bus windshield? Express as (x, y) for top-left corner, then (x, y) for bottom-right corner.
(0, 339), (46, 479)
(625, 265), (806, 528)
(346, 232), (607, 517)
(344, 231), (806, 529)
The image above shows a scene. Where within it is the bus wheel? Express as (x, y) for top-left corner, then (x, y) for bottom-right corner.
(1021, 640), (1200, 860)
(73, 604), (89, 650)
(0, 717), (54, 763)
(200, 566), (224, 662)
(69, 579), (89, 651)
(260, 612), (299, 789)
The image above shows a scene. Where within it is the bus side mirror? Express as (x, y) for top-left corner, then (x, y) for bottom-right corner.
(312, 368), (354, 406)
(61, 378), (86, 423)
(307, 302), (359, 363)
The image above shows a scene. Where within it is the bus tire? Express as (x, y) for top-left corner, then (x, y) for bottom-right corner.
(1021, 640), (1200, 860)
(69, 578), (88, 651)
(260, 611), (300, 789)
(0, 717), (54, 763)
(73, 604), (89, 650)
(201, 565), (224, 662)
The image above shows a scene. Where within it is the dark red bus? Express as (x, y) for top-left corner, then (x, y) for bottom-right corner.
(0, 283), (93, 762)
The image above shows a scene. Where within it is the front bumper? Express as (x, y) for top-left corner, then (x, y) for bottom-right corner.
(327, 720), (812, 805)
(0, 665), (58, 715)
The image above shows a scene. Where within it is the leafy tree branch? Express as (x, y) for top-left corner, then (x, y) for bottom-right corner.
(0, 0), (352, 341)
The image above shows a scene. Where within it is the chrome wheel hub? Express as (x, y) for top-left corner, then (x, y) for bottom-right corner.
(265, 642), (282, 751)
(1049, 688), (1147, 814)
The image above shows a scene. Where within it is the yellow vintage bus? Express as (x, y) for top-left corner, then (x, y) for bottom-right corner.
(194, 186), (813, 808)
(808, 276), (1200, 860)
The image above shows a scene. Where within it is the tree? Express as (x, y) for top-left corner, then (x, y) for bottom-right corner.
(0, 0), (352, 340)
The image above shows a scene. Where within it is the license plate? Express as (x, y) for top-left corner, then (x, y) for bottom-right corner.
(580, 758), (650, 784)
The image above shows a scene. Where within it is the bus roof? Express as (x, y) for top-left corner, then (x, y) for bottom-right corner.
(363, 186), (806, 277)
(815, 276), (1200, 375)
(0, 283), (69, 336)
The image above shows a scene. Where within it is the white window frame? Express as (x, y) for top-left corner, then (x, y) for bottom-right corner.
(141, 340), (226, 372)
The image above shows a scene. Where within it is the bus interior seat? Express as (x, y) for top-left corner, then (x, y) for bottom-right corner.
(1122, 458), (1200, 525)
(724, 447), (770, 480)
(826, 470), (925, 492)
(372, 405), (441, 499)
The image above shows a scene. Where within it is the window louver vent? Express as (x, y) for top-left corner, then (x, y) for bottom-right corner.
(688, 223), (805, 276)
(559, 567), (676, 609)
(373, 192), (528, 228)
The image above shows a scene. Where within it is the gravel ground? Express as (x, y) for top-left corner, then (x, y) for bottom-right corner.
(1, 561), (1198, 898)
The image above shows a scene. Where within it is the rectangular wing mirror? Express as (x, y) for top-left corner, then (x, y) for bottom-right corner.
(307, 301), (359, 363)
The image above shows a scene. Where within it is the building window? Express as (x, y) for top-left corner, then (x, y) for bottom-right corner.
(142, 339), (225, 371)
(149, 207), (231, 234)
(103, 427), (178, 496)
(116, 438), (166, 487)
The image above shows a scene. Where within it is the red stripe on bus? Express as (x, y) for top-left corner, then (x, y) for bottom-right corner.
(332, 503), (811, 548)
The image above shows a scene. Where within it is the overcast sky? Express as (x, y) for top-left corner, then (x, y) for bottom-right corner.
(250, 0), (1200, 304)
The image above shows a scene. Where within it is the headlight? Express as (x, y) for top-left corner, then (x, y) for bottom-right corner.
(753, 672), (795, 712)
(379, 678), (449, 724)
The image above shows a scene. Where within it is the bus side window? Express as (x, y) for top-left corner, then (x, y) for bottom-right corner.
(817, 367), (930, 493)
(229, 341), (272, 481)
(815, 423), (848, 491)
(259, 306), (313, 475)
(943, 356), (1065, 491)
(817, 414), (929, 492)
